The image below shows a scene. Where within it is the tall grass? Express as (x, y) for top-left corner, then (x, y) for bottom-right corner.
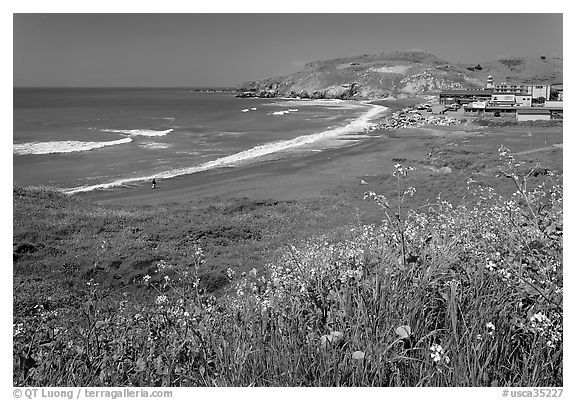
(13, 148), (562, 386)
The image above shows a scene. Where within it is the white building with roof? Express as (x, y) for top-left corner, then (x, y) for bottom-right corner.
(527, 84), (551, 101)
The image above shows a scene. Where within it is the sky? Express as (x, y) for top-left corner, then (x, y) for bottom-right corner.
(13, 13), (563, 87)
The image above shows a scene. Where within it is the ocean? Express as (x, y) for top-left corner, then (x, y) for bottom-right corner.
(13, 88), (386, 193)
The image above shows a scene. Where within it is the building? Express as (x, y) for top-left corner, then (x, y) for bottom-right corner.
(494, 83), (529, 95)
(469, 101), (487, 109)
(526, 84), (551, 101)
(491, 94), (516, 106)
(440, 81), (557, 108)
(439, 89), (493, 105)
(489, 94), (531, 107)
(517, 108), (551, 122)
(493, 83), (551, 101)
(515, 95), (532, 107)
(464, 105), (517, 116)
(544, 100), (563, 108)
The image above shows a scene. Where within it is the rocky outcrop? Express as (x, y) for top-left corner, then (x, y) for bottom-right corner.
(236, 51), (563, 100)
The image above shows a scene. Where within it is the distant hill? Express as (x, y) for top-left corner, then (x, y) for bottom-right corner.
(237, 51), (563, 100)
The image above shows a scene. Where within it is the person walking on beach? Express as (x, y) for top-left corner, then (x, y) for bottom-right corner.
(151, 178), (157, 189)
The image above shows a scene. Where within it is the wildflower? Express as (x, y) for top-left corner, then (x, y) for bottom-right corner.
(486, 322), (495, 335)
(143, 274), (151, 284)
(13, 323), (24, 337)
(498, 146), (510, 157)
(530, 312), (549, 325)
(194, 246), (205, 263)
(155, 260), (167, 272)
(497, 268), (512, 281)
(485, 259), (496, 271)
(528, 311), (562, 348)
(393, 163), (415, 177)
(444, 279), (460, 287)
(192, 277), (200, 289)
(403, 187), (416, 197)
(226, 268), (235, 280)
(430, 343), (446, 363)
(164, 275), (170, 283)
(155, 295), (168, 305)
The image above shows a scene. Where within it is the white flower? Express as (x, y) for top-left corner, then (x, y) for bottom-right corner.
(155, 295), (168, 305)
(156, 260), (167, 271)
(143, 275), (151, 283)
(430, 344), (445, 363)
(13, 323), (24, 337)
(530, 312), (549, 324)
(194, 246), (205, 259)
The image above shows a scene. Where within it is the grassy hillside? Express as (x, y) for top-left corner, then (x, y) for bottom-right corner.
(239, 51), (562, 99)
(13, 139), (563, 386)
(468, 56), (563, 85)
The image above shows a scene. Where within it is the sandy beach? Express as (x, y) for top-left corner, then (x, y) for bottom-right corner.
(78, 121), (563, 210)
(78, 126), (447, 206)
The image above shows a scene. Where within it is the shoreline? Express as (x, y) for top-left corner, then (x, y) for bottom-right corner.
(76, 121), (563, 208)
(77, 125), (447, 206)
(66, 100), (388, 195)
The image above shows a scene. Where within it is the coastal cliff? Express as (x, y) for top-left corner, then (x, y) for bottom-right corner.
(237, 51), (563, 100)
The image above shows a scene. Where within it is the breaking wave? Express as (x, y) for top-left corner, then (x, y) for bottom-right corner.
(101, 128), (174, 137)
(13, 138), (133, 155)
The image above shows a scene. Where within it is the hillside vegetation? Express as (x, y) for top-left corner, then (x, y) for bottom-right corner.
(13, 148), (562, 386)
(238, 51), (562, 100)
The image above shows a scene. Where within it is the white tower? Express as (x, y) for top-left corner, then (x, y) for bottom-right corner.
(486, 75), (494, 89)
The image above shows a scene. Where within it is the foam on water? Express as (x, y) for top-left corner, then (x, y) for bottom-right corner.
(65, 103), (387, 194)
(13, 137), (133, 155)
(139, 142), (171, 150)
(101, 128), (174, 137)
